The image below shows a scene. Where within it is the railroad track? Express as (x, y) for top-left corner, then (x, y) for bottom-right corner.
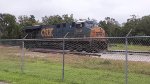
(30, 48), (150, 56)
(30, 48), (101, 56)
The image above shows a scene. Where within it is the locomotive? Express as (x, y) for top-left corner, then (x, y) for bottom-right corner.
(23, 20), (107, 52)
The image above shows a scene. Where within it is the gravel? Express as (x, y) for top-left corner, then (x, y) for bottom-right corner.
(96, 52), (150, 62)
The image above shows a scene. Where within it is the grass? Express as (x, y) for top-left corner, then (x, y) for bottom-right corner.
(109, 43), (150, 51)
(0, 45), (150, 84)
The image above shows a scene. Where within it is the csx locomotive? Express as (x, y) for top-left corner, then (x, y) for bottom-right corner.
(23, 20), (107, 52)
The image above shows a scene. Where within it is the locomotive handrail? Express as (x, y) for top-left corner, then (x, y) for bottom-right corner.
(23, 34), (28, 39)
(0, 36), (150, 41)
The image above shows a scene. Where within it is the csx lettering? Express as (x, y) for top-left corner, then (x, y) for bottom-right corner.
(41, 28), (53, 37)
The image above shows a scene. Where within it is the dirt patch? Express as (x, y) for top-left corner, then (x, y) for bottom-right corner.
(0, 45), (19, 48)
(1, 45), (150, 63)
(0, 81), (9, 84)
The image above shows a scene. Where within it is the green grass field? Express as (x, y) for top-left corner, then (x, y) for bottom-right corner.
(109, 43), (150, 51)
(0, 45), (150, 84)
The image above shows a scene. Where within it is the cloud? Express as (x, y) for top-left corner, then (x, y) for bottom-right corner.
(0, 0), (150, 23)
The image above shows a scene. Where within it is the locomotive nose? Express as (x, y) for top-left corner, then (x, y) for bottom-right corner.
(90, 27), (105, 37)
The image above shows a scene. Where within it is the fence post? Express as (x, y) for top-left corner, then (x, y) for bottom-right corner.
(125, 29), (132, 84)
(21, 40), (25, 73)
(125, 37), (128, 84)
(21, 34), (28, 73)
(62, 32), (69, 81)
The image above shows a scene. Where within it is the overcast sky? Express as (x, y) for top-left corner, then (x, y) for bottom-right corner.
(0, 0), (150, 23)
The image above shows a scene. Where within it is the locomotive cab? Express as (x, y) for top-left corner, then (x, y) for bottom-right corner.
(72, 20), (107, 52)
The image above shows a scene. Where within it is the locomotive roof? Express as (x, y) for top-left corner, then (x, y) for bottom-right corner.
(23, 23), (72, 30)
(23, 25), (42, 30)
(23, 20), (97, 30)
(23, 25), (55, 30)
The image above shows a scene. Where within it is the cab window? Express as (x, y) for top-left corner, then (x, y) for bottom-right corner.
(72, 22), (75, 27)
(76, 24), (81, 28)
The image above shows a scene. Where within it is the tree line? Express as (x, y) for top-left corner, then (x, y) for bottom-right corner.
(99, 15), (150, 37)
(0, 13), (150, 39)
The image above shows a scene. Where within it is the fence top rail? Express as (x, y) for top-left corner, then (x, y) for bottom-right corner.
(127, 36), (150, 38)
(0, 36), (150, 41)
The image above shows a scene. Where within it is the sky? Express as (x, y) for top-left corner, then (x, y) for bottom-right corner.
(0, 0), (150, 23)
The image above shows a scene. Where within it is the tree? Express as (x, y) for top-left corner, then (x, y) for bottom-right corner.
(42, 14), (74, 25)
(99, 17), (121, 36)
(0, 13), (21, 38)
(18, 15), (38, 27)
(62, 14), (74, 23)
(122, 15), (150, 36)
(122, 15), (140, 36)
(42, 15), (63, 25)
(136, 15), (150, 36)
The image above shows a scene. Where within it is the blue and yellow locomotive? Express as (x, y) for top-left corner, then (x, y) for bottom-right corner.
(23, 20), (107, 52)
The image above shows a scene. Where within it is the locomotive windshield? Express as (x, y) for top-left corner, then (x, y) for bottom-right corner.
(76, 24), (81, 28)
(76, 20), (98, 29)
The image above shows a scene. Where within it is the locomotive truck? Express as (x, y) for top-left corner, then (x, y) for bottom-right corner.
(23, 20), (107, 52)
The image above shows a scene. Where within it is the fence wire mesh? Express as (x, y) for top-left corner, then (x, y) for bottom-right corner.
(0, 36), (150, 84)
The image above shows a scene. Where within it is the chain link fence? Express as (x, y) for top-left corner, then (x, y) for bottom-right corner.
(0, 36), (150, 84)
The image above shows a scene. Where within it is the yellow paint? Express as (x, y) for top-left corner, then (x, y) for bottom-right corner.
(41, 28), (53, 37)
